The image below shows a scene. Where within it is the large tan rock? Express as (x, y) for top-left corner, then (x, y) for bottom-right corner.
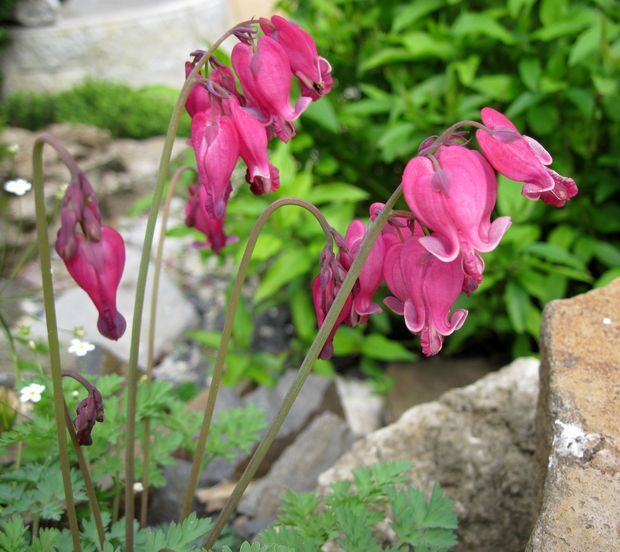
(527, 279), (620, 551)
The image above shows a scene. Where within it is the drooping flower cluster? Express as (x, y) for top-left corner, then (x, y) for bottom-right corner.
(313, 108), (578, 357)
(55, 172), (126, 340)
(183, 17), (332, 252)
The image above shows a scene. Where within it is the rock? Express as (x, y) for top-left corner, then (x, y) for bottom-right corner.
(239, 370), (344, 477)
(147, 458), (200, 525)
(238, 411), (356, 518)
(2, 0), (230, 95)
(527, 279), (620, 551)
(15, 0), (60, 27)
(385, 356), (498, 422)
(318, 357), (540, 552)
(335, 376), (384, 435)
(28, 243), (199, 370)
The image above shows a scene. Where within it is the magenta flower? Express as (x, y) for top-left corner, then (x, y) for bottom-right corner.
(63, 227), (127, 340)
(191, 111), (239, 219)
(226, 96), (280, 194)
(402, 145), (511, 292)
(339, 220), (385, 322)
(476, 107), (578, 207)
(231, 36), (311, 141)
(184, 61), (212, 118)
(383, 227), (468, 356)
(185, 184), (237, 254)
(260, 15), (333, 100)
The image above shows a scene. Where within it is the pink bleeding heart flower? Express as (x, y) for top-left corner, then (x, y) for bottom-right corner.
(260, 15), (333, 100)
(476, 107), (578, 207)
(185, 185), (237, 254)
(383, 225), (468, 356)
(191, 111), (239, 219)
(226, 96), (280, 195)
(402, 145), (511, 292)
(339, 220), (385, 322)
(63, 227), (127, 341)
(232, 36), (311, 142)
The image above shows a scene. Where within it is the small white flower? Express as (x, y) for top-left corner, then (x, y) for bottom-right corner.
(19, 383), (46, 403)
(72, 390), (80, 398)
(68, 338), (95, 357)
(3, 178), (32, 196)
(133, 482), (144, 493)
(602, 317), (612, 325)
(27, 340), (36, 351)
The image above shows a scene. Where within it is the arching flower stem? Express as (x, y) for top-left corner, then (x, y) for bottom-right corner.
(418, 119), (486, 157)
(202, 184), (403, 548)
(122, 21), (254, 549)
(180, 197), (334, 521)
(32, 134), (83, 552)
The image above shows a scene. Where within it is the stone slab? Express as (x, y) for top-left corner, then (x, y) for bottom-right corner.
(527, 278), (620, 551)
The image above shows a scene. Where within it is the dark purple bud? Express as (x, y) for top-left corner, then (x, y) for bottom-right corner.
(63, 371), (104, 446)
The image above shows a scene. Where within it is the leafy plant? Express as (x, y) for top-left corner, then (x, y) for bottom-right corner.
(279, 0), (620, 357)
(251, 460), (457, 551)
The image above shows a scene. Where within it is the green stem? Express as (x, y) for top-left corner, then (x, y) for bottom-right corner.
(180, 197), (334, 520)
(32, 134), (82, 552)
(140, 165), (196, 528)
(112, 477), (121, 524)
(64, 402), (106, 548)
(203, 185), (403, 548)
(122, 21), (254, 550)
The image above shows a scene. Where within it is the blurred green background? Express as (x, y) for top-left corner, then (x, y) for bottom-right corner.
(1, 0), (619, 384)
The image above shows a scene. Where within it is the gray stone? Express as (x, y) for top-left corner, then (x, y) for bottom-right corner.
(2, 0), (230, 95)
(238, 411), (356, 518)
(147, 458), (199, 525)
(15, 0), (60, 27)
(335, 375), (384, 435)
(318, 358), (540, 552)
(29, 243), (199, 369)
(527, 279), (620, 552)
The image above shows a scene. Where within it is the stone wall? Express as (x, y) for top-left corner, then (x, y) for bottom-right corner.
(1, 0), (229, 96)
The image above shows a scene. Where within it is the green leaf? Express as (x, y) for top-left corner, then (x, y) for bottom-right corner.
(233, 296), (253, 349)
(569, 25), (601, 66)
(307, 183), (369, 204)
(400, 32), (457, 60)
(247, 234), (284, 262)
(452, 12), (516, 45)
(470, 74), (520, 101)
(532, 18), (592, 41)
(452, 55), (480, 86)
(0, 516), (28, 552)
(595, 268), (620, 288)
(496, 175), (536, 223)
(527, 102), (560, 135)
(302, 96), (339, 133)
(504, 281), (530, 333)
(518, 57), (541, 92)
(188, 329), (221, 348)
(332, 326), (362, 355)
(360, 334), (416, 361)
(255, 249), (314, 303)
(424, 483), (458, 530)
(392, 0), (446, 32)
(524, 242), (588, 271)
(360, 47), (416, 71)
(289, 281), (317, 343)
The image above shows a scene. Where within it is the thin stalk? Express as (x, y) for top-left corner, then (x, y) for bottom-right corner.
(180, 198), (334, 520)
(122, 21), (254, 550)
(64, 403), (106, 548)
(204, 184), (403, 548)
(417, 120), (485, 157)
(140, 165), (196, 528)
(112, 478), (121, 524)
(32, 135), (82, 551)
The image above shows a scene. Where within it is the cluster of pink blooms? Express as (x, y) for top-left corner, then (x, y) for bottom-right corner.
(313, 107), (578, 358)
(183, 16), (332, 252)
(55, 172), (127, 341)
